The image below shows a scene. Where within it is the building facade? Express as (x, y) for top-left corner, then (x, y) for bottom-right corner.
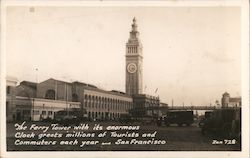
(7, 18), (161, 122)
(131, 94), (160, 117)
(221, 92), (241, 108)
(6, 76), (18, 122)
(125, 18), (143, 95)
(11, 78), (133, 121)
(83, 88), (133, 120)
(15, 96), (81, 121)
(15, 81), (37, 98)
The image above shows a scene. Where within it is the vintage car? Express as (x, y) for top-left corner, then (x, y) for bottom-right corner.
(157, 110), (194, 127)
(199, 111), (213, 128)
(201, 108), (241, 138)
(54, 108), (87, 125)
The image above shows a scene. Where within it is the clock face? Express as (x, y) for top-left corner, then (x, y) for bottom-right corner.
(127, 63), (137, 73)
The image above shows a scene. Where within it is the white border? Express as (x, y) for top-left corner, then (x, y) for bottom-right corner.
(1, 0), (249, 158)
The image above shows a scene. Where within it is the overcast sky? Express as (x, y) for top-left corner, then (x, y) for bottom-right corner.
(6, 6), (241, 106)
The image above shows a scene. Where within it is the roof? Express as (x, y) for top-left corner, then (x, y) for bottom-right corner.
(72, 81), (130, 97)
(229, 97), (241, 102)
(84, 86), (131, 98)
(72, 81), (99, 89)
(72, 81), (88, 86)
(160, 102), (168, 106)
(132, 94), (159, 100)
(45, 78), (71, 84)
(111, 90), (126, 95)
(223, 92), (230, 96)
(21, 78), (132, 98)
(20, 81), (37, 90)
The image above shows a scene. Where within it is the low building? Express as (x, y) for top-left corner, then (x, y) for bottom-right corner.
(221, 92), (241, 108)
(16, 81), (37, 98)
(15, 96), (81, 121)
(83, 88), (133, 120)
(9, 78), (133, 121)
(131, 94), (160, 117)
(36, 78), (133, 120)
(6, 76), (18, 122)
(158, 103), (169, 116)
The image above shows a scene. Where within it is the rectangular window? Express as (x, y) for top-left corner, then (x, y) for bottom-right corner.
(6, 86), (10, 94)
(42, 111), (46, 115)
(33, 110), (40, 115)
(48, 111), (53, 115)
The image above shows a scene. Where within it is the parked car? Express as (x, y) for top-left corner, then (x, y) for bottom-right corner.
(54, 108), (87, 125)
(201, 108), (241, 138)
(199, 111), (213, 128)
(119, 114), (134, 123)
(157, 110), (194, 127)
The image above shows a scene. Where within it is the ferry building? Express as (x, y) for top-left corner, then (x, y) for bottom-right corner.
(6, 18), (160, 122)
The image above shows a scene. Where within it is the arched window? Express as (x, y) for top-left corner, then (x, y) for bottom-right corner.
(72, 93), (78, 102)
(45, 89), (55, 100)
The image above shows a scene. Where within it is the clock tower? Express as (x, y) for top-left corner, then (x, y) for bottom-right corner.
(125, 18), (143, 95)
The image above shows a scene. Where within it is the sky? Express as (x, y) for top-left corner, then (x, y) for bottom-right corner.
(6, 6), (241, 106)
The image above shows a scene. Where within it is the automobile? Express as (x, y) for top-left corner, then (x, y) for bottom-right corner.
(199, 111), (213, 128)
(156, 115), (166, 126)
(135, 116), (157, 125)
(119, 114), (134, 123)
(201, 108), (241, 138)
(119, 114), (156, 125)
(54, 108), (87, 125)
(157, 110), (194, 127)
(165, 110), (194, 126)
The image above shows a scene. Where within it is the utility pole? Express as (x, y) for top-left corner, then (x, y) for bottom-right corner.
(32, 68), (38, 121)
(35, 68), (38, 83)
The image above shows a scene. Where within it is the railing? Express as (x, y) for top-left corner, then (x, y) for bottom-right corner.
(168, 106), (217, 110)
(145, 106), (218, 110)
